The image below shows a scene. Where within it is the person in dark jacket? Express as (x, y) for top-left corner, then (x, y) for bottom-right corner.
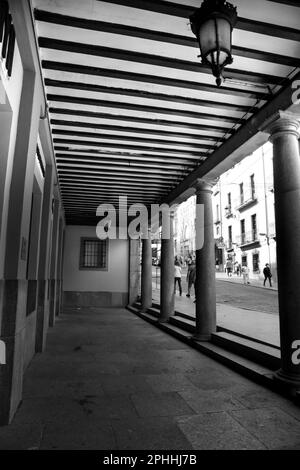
(263, 263), (272, 287)
(186, 261), (196, 298)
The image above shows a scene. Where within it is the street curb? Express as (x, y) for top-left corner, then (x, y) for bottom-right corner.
(216, 278), (278, 292)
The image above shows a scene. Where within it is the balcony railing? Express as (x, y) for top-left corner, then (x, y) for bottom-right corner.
(235, 194), (258, 211)
(226, 240), (234, 251)
(236, 230), (259, 247)
(224, 206), (233, 218)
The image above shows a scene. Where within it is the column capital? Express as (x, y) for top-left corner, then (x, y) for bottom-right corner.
(261, 110), (300, 142)
(193, 178), (216, 194)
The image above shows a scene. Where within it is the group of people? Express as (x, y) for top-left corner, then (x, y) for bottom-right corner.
(224, 258), (273, 287)
(225, 259), (242, 277)
(174, 257), (196, 298)
(174, 254), (273, 295)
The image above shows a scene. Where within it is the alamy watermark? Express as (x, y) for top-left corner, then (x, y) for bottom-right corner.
(292, 80), (300, 105)
(95, 196), (205, 250)
(291, 340), (300, 366)
(0, 340), (6, 365)
(0, 85), (5, 105)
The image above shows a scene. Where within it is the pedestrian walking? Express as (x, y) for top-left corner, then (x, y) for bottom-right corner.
(186, 260), (196, 298)
(241, 264), (250, 285)
(226, 259), (233, 277)
(174, 261), (182, 296)
(263, 263), (272, 287)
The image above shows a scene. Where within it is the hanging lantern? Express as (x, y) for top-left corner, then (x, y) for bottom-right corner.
(190, 0), (237, 87)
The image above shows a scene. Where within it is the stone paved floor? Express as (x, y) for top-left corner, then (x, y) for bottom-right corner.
(1, 308), (300, 450)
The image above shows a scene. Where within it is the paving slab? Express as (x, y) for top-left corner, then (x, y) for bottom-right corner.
(112, 417), (193, 450)
(185, 368), (242, 391)
(13, 397), (87, 425)
(145, 374), (199, 394)
(0, 423), (43, 450)
(98, 375), (150, 396)
(229, 407), (300, 450)
(176, 412), (266, 450)
(77, 395), (140, 421)
(179, 389), (245, 413)
(40, 420), (116, 450)
(22, 377), (105, 399)
(130, 391), (195, 418)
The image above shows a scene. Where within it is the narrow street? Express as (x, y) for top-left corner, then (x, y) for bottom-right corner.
(215, 280), (278, 315)
(153, 267), (279, 315)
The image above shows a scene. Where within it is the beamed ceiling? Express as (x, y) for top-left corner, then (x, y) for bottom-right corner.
(32, 0), (300, 225)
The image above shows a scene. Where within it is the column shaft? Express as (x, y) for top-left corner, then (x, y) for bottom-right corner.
(194, 181), (216, 341)
(36, 164), (54, 353)
(55, 218), (64, 317)
(141, 233), (152, 311)
(49, 199), (60, 327)
(128, 238), (141, 306)
(267, 113), (300, 388)
(159, 212), (175, 322)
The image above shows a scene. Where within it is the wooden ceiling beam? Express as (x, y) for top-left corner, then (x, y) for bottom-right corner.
(45, 78), (251, 113)
(36, 10), (300, 68)
(50, 119), (226, 142)
(50, 108), (235, 134)
(52, 128), (216, 150)
(39, 38), (284, 85)
(48, 94), (244, 124)
(43, 61), (266, 99)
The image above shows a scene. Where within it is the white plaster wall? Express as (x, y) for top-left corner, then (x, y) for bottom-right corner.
(63, 225), (129, 292)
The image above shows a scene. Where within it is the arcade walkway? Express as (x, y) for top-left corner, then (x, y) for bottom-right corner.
(1, 308), (300, 450)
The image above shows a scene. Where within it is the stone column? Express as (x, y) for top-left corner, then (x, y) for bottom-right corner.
(263, 111), (300, 391)
(55, 217), (64, 318)
(36, 164), (54, 353)
(141, 229), (152, 311)
(193, 179), (216, 341)
(49, 198), (60, 327)
(159, 210), (175, 323)
(128, 237), (141, 306)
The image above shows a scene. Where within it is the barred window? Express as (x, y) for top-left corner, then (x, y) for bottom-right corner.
(79, 238), (108, 270)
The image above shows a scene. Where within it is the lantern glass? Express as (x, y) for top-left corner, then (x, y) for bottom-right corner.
(198, 17), (232, 66)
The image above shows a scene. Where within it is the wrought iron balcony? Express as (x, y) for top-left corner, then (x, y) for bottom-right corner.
(236, 230), (260, 247)
(224, 240), (235, 251)
(235, 194), (258, 212)
(224, 205), (233, 218)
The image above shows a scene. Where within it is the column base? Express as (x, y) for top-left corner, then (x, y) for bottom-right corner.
(273, 369), (300, 396)
(140, 305), (152, 313)
(191, 334), (212, 342)
(158, 317), (169, 324)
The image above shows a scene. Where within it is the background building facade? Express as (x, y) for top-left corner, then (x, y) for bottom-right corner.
(175, 143), (277, 280)
(174, 195), (196, 261)
(213, 142), (277, 281)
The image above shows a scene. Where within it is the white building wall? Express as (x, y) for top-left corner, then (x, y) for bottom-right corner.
(63, 225), (129, 307)
(174, 195), (196, 259)
(213, 142), (277, 280)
